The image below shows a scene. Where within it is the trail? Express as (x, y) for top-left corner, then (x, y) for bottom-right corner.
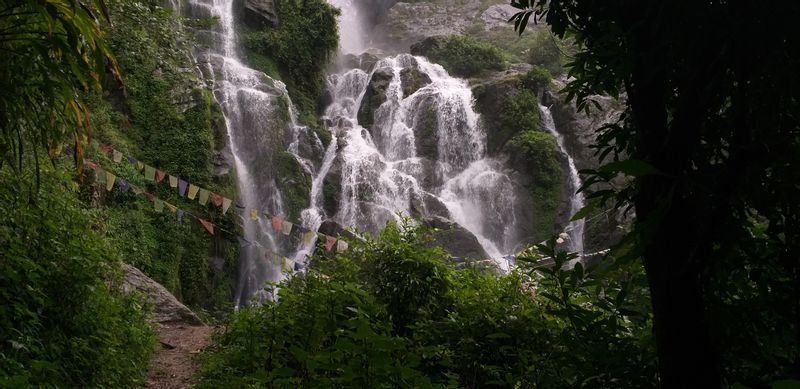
(145, 323), (214, 389)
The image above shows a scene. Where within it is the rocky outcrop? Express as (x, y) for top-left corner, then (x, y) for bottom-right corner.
(371, 1), (483, 52)
(357, 67), (394, 130)
(409, 36), (447, 58)
(400, 66), (431, 97)
(479, 4), (518, 31)
(242, 0), (278, 29)
(121, 263), (204, 325)
(423, 216), (489, 260)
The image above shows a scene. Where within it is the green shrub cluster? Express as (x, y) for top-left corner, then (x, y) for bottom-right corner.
(0, 167), (154, 387)
(427, 35), (509, 78)
(197, 221), (657, 387)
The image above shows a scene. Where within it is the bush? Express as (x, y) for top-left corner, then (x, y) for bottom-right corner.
(427, 35), (509, 78)
(197, 221), (657, 387)
(0, 167), (154, 387)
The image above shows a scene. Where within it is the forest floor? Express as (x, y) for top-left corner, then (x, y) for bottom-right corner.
(145, 322), (214, 389)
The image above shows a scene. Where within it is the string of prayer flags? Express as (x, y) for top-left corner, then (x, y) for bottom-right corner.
(198, 188), (210, 205)
(324, 235), (337, 252)
(155, 169), (166, 183)
(303, 231), (315, 245)
(178, 179), (188, 197)
(187, 184), (199, 200)
(144, 165), (156, 181)
(211, 192), (224, 207)
(199, 218), (214, 235)
(250, 208), (259, 221)
(154, 198), (164, 213)
(105, 171), (116, 191)
(176, 209), (184, 224)
(337, 240), (348, 252)
(271, 216), (283, 232)
(112, 149), (123, 163)
(281, 220), (293, 236)
(169, 175), (178, 188)
(222, 198), (232, 215)
(117, 177), (130, 193)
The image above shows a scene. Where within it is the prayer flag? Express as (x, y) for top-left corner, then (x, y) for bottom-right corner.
(222, 198), (232, 215)
(199, 218), (214, 235)
(128, 156), (137, 166)
(154, 198), (164, 213)
(271, 253), (282, 266)
(187, 184), (199, 200)
(282, 257), (294, 272)
(198, 189), (210, 205)
(324, 235), (337, 252)
(303, 231), (315, 245)
(211, 192), (224, 207)
(136, 161), (144, 171)
(337, 240), (348, 252)
(144, 165), (156, 181)
(165, 202), (177, 213)
(143, 192), (155, 202)
(117, 177), (130, 192)
(249, 208), (259, 221)
(176, 209), (184, 224)
(235, 200), (245, 210)
(96, 167), (106, 184)
(169, 175), (178, 188)
(271, 216), (283, 232)
(178, 179), (188, 197)
(99, 143), (111, 153)
(105, 171), (116, 191)
(281, 221), (293, 236)
(86, 161), (97, 170)
(132, 185), (143, 195)
(112, 149), (123, 163)
(155, 169), (166, 183)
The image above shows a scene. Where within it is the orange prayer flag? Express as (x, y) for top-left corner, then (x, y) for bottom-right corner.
(271, 216), (283, 232)
(210, 192), (224, 207)
(324, 235), (337, 252)
(199, 218), (214, 235)
(155, 169), (166, 183)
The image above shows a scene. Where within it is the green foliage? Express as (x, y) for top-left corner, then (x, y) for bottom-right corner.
(427, 35), (509, 78)
(274, 151), (311, 221)
(521, 65), (553, 91)
(241, 0), (339, 116)
(0, 166), (154, 387)
(198, 221), (657, 387)
(0, 0), (118, 177)
(509, 129), (562, 238)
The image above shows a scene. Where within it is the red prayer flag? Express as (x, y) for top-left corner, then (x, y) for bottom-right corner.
(210, 192), (224, 207)
(199, 218), (214, 235)
(143, 192), (155, 202)
(85, 161), (97, 170)
(99, 143), (112, 153)
(271, 216), (283, 232)
(155, 169), (166, 183)
(324, 235), (337, 252)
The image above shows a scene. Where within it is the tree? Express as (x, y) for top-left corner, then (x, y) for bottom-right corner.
(510, 1), (800, 387)
(0, 0), (118, 179)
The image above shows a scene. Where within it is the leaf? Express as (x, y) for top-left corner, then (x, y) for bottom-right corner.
(570, 202), (596, 221)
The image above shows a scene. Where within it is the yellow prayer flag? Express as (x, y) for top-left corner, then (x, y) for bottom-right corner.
(165, 202), (177, 214)
(250, 208), (258, 221)
(105, 171), (116, 191)
(302, 231), (315, 245)
(187, 184), (199, 200)
(136, 161), (144, 170)
(282, 257), (294, 272)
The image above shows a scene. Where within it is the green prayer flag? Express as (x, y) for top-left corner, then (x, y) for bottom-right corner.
(144, 165), (156, 181)
(154, 198), (164, 213)
(96, 167), (106, 184)
(198, 188), (210, 205)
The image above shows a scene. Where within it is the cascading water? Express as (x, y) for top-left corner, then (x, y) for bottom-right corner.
(539, 104), (585, 255)
(323, 54), (520, 264)
(182, 0), (315, 307)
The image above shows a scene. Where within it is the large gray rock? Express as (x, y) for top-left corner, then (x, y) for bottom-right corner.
(479, 4), (517, 31)
(371, 1), (483, 52)
(423, 216), (489, 260)
(357, 67), (394, 130)
(120, 263), (204, 325)
(242, 0), (278, 29)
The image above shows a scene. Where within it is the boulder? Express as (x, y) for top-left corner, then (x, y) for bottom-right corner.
(357, 67), (394, 130)
(120, 263), (204, 326)
(409, 36), (447, 58)
(242, 0), (278, 29)
(340, 52), (381, 72)
(423, 216), (489, 260)
(399, 66), (431, 97)
(479, 4), (517, 31)
(371, 1), (482, 52)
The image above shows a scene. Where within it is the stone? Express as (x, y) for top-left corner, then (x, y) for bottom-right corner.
(423, 216), (490, 260)
(400, 66), (432, 97)
(479, 4), (518, 31)
(242, 0), (278, 29)
(357, 67), (394, 130)
(371, 1), (482, 52)
(120, 263), (204, 325)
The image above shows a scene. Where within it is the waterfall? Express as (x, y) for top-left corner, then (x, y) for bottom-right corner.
(323, 54), (520, 264)
(182, 0), (313, 307)
(539, 105), (585, 255)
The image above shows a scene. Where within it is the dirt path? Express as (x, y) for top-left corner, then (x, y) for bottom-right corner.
(145, 322), (214, 389)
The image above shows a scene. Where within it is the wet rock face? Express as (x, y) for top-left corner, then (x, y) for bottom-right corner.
(357, 67), (394, 130)
(423, 216), (490, 260)
(371, 1), (483, 52)
(399, 66), (432, 97)
(242, 0), (278, 29)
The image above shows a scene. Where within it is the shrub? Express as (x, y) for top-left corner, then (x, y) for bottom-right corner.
(0, 166), (154, 387)
(427, 35), (509, 78)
